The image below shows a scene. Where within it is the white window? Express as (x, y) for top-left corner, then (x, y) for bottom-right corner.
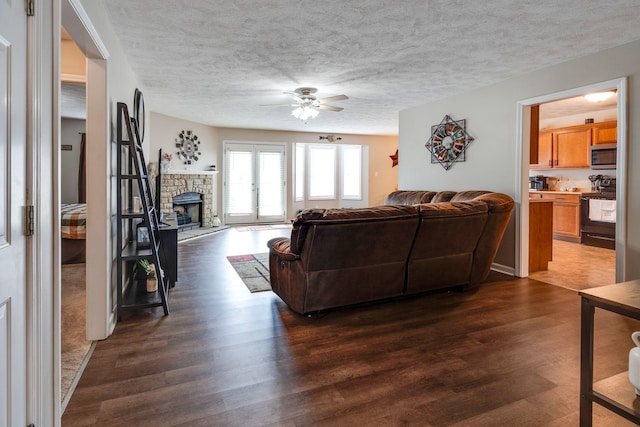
(341, 145), (362, 200)
(294, 143), (364, 204)
(308, 145), (336, 200)
(295, 144), (305, 201)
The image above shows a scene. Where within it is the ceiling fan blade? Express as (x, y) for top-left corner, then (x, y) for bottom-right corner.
(317, 94), (348, 104)
(318, 105), (344, 112)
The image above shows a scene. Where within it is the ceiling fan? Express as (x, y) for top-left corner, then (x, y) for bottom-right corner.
(274, 87), (349, 120)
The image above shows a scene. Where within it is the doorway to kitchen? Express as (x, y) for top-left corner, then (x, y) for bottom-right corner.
(517, 78), (627, 287)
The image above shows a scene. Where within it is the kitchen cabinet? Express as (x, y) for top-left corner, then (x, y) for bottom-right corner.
(553, 126), (591, 168)
(529, 200), (553, 272)
(529, 192), (581, 241)
(530, 121), (617, 169)
(530, 130), (552, 169)
(591, 120), (617, 145)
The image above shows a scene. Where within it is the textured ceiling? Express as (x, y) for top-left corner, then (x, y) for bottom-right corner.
(98, 0), (640, 135)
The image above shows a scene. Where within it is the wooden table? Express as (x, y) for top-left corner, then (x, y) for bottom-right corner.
(579, 281), (640, 426)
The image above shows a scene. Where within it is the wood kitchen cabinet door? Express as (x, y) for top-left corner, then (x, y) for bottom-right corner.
(552, 200), (581, 238)
(538, 193), (581, 240)
(531, 130), (553, 169)
(553, 127), (591, 168)
(592, 121), (617, 145)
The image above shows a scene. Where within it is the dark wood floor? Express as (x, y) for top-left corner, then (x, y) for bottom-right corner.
(63, 228), (639, 426)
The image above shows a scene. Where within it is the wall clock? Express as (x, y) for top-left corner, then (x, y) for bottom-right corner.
(175, 130), (201, 164)
(425, 115), (474, 170)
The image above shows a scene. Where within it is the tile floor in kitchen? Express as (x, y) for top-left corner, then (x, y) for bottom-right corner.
(528, 239), (616, 291)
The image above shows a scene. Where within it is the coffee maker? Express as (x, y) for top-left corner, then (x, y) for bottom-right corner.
(529, 175), (549, 191)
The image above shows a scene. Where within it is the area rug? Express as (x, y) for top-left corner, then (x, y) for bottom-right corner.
(234, 224), (292, 232)
(227, 253), (271, 292)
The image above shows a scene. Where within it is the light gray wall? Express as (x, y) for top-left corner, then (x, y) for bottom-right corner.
(399, 38), (640, 279)
(80, 0), (148, 337)
(60, 118), (85, 204)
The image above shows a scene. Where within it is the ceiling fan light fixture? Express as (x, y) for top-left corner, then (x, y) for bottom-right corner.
(584, 91), (615, 102)
(291, 106), (319, 120)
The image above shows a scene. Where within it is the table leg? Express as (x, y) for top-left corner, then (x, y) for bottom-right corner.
(580, 297), (595, 427)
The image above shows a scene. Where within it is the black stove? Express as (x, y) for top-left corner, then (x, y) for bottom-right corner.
(580, 175), (616, 249)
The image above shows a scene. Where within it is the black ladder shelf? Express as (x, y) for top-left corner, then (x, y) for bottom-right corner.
(116, 102), (169, 319)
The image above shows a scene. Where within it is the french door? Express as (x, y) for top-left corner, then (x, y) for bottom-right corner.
(224, 142), (286, 224)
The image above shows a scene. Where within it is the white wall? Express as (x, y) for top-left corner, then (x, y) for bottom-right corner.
(79, 0), (147, 338)
(399, 38), (640, 279)
(149, 112), (219, 172)
(60, 118), (85, 204)
(148, 115), (399, 221)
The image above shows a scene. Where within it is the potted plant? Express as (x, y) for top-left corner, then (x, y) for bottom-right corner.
(138, 259), (157, 292)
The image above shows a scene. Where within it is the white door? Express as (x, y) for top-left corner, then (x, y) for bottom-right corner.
(224, 143), (286, 224)
(0, 0), (28, 425)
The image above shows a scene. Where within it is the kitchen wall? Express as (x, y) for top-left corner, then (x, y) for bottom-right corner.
(149, 112), (398, 220)
(399, 38), (640, 280)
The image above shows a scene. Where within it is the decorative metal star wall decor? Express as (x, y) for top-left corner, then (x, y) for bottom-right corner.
(425, 115), (474, 170)
(389, 149), (398, 167)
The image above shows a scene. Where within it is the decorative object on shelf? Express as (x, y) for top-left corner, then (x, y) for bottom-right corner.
(390, 149), (398, 167)
(629, 331), (640, 395)
(161, 152), (173, 173)
(425, 115), (475, 171)
(138, 259), (157, 293)
(176, 130), (202, 165)
(136, 222), (151, 248)
(133, 88), (145, 143)
(212, 211), (221, 227)
(319, 135), (342, 142)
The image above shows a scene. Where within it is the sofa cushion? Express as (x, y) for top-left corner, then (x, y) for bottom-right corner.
(450, 191), (515, 213)
(385, 190), (436, 205)
(290, 205), (418, 255)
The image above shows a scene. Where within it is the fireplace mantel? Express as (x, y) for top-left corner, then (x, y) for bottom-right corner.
(161, 172), (216, 227)
(162, 169), (218, 176)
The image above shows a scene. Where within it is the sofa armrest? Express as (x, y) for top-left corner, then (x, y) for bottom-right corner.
(267, 237), (300, 261)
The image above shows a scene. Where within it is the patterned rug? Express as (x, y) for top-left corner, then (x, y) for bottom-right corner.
(226, 253), (271, 292)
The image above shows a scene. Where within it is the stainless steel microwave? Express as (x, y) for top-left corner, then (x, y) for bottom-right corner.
(590, 144), (617, 169)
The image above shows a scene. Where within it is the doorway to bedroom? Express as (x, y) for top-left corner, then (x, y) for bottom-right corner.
(60, 26), (92, 411)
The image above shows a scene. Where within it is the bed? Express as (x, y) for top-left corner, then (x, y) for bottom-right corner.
(61, 203), (86, 264)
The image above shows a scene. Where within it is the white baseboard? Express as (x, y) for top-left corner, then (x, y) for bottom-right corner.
(491, 262), (515, 276)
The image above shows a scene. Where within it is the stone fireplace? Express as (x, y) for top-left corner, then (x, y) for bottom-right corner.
(160, 171), (215, 228)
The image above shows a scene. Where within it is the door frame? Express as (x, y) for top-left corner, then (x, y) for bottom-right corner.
(222, 140), (287, 224)
(515, 77), (628, 280)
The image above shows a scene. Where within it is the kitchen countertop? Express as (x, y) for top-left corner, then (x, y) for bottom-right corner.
(529, 190), (583, 195)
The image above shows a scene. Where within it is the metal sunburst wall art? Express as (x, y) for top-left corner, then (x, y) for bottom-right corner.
(175, 130), (202, 165)
(425, 115), (475, 170)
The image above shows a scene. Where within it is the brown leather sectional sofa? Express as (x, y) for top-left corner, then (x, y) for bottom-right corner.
(267, 190), (514, 315)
